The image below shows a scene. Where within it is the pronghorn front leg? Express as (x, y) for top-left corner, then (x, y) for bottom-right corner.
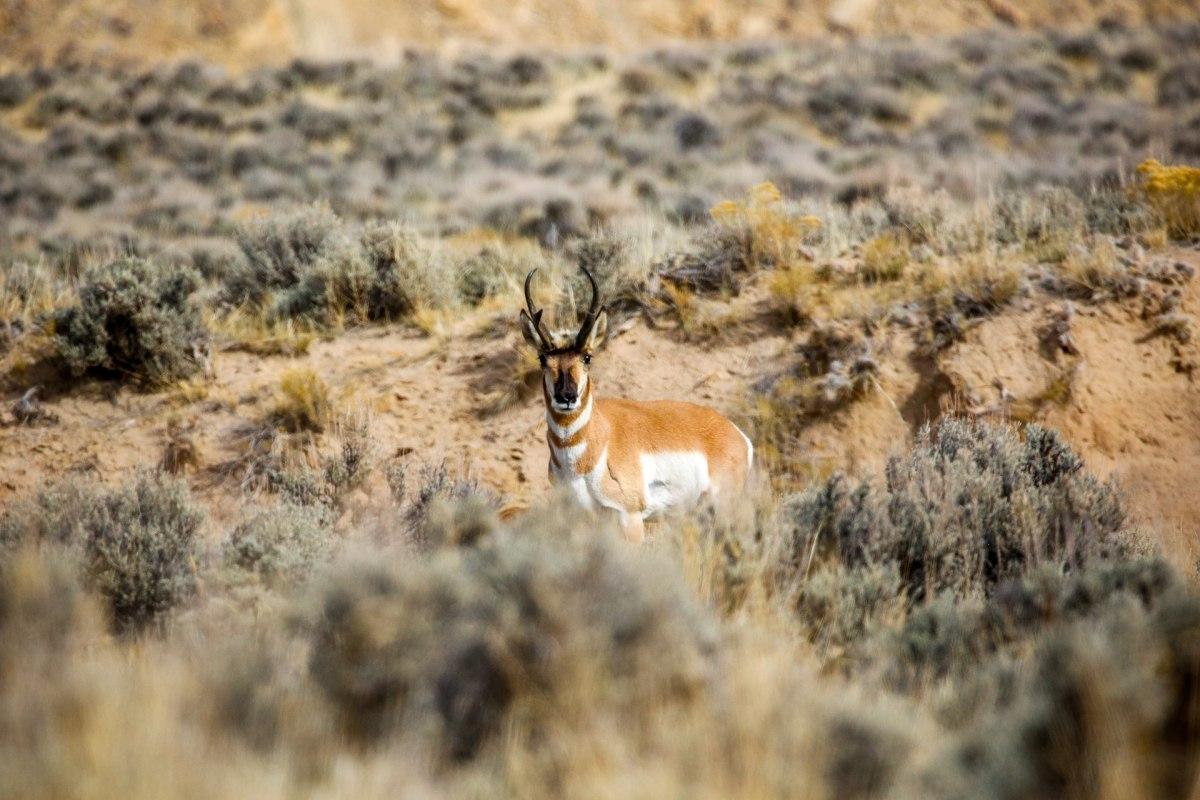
(621, 513), (645, 545)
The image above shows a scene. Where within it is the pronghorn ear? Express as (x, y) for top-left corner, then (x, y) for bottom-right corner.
(582, 309), (607, 351)
(519, 309), (544, 350)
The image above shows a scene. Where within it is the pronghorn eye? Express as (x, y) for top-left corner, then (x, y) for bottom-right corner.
(582, 353), (592, 365)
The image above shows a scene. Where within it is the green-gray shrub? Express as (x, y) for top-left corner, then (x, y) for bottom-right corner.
(82, 473), (204, 632)
(0, 479), (99, 552)
(226, 203), (344, 309)
(385, 461), (500, 546)
(223, 503), (336, 583)
(360, 220), (455, 318)
(53, 257), (207, 386)
(781, 420), (1127, 606)
(883, 559), (1175, 690)
(0, 474), (203, 633)
(919, 588), (1200, 800)
(309, 503), (716, 758)
(225, 207), (453, 324)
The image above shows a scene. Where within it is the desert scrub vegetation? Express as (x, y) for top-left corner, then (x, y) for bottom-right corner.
(1, 420), (1199, 798)
(778, 421), (1126, 615)
(707, 182), (823, 274)
(310, 505), (714, 755)
(52, 257), (208, 386)
(0, 472), (202, 633)
(222, 502), (336, 585)
(224, 204), (454, 328)
(228, 402), (376, 514)
(3, 24), (1198, 265)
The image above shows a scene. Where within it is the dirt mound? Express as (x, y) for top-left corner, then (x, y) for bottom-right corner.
(5, 0), (1199, 68)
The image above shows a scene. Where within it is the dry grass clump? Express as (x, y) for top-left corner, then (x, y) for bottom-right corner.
(1138, 158), (1200, 239)
(212, 308), (316, 357)
(708, 181), (823, 272)
(992, 188), (1088, 264)
(859, 231), (910, 283)
(1057, 239), (1137, 299)
(654, 183), (822, 301)
(270, 368), (334, 433)
(0, 261), (72, 340)
(53, 257), (208, 387)
(766, 260), (827, 325)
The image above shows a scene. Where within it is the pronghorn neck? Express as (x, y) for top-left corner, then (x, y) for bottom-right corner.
(544, 375), (604, 474)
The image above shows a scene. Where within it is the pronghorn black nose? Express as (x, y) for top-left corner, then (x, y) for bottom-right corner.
(555, 388), (578, 406)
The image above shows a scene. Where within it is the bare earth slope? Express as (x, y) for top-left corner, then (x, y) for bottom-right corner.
(4, 250), (1198, 547)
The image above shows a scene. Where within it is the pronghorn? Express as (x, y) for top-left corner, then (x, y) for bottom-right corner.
(520, 265), (753, 543)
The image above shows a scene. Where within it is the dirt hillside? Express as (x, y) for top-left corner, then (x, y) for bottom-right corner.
(4, 0), (1199, 69)
(4, 249), (1197, 548)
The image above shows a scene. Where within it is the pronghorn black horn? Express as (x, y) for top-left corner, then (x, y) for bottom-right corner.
(574, 264), (605, 349)
(523, 269), (554, 349)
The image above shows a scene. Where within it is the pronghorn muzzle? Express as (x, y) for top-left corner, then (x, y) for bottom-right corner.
(552, 372), (580, 408)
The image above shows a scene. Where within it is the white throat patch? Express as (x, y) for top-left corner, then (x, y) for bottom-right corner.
(546, 382), (592, 436)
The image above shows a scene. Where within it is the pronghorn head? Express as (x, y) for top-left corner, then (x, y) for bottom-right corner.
(520, 265), (608, 413)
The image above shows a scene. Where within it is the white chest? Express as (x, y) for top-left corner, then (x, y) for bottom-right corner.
(639, 451), (711, 518)
(550, 446), (626, 515)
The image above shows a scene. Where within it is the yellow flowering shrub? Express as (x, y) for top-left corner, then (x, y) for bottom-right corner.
(1137, 159), (1200, 239)
(710, 182), (821, 269)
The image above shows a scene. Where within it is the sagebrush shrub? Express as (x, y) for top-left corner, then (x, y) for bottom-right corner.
(456, 246), (520, 305)
(228, 204), (370, 323)
(53, 257), (207, 386)
(0, 478), (99, 552)
(392, 460), (499, 545)
(0, 473), (203, 632)
(360, 220), (455, 318)
(226, 204), (344, 309)
(310, 503), (715, 757)
(882, 559), (1174, 689)
(781, 419), (1127, 605)
(82, 473), (203, 632)
(920, 586), (1200, 800)
(226, 207), (454, 324)
(223, 503), (336, 583)
(0, 548), (95, 679)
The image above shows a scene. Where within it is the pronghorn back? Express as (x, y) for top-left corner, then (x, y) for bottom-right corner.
(597, 397), (752, 498)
